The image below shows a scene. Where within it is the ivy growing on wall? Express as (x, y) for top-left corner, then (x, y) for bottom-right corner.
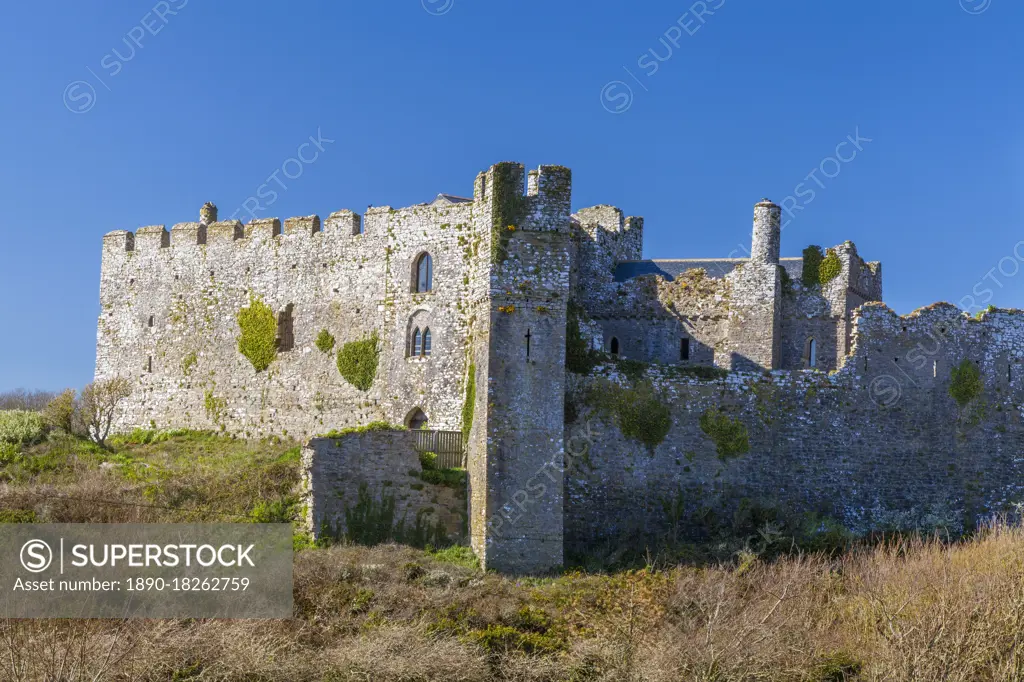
(566, 302), (600, 374)
(461, 364), (476, 441)
(699, 408), (750, 460)
(819, 248), (842, 284)
(315, 329), (336, 354)
(587, 379), (671, 451)
(490, 162), (526, 264)
(336, 332), (380, 391)
(801, 245), (841, 287)
(236, 296), (277, 372)
(949, 359), (983, 408)
(802, 246), (824, 287)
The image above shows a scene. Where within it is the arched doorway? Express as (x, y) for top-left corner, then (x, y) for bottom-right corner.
(405, 407), (429, 430)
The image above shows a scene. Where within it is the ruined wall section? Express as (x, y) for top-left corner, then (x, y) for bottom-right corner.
(564, 305), (1024, 553)
(778, 242), (883, 371)
(97, 186), (490, 438)
(302, 430), (466, 544)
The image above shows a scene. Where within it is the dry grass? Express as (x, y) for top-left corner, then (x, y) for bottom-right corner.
(4, 435), (1024, 680)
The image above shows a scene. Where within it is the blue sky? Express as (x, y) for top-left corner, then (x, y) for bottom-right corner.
(1, 0), (1022, 391)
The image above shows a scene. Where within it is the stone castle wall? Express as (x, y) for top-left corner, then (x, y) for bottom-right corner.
(96, 182), (499, 438)
(302, 429), (466, 543)
(564, 303), (1024, 554)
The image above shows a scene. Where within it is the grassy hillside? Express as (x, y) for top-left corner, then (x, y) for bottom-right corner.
(3, 431), (1024, 680)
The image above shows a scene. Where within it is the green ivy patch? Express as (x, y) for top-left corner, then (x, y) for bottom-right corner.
(336, 332), (380, 391)
(699, 408), (750, 460)
(236, 296), (277, 372)
(587, 380), (671, 451)
(315, 329), (336, 354)
(949, 359), (983, 408)
(819, 248), (842, 284)
(802, 245), (842, 287)
(802, 246), (824, 286)
(461, 364), (476, 441)
(490, 162), (527, 264)
(566, 302), (600, 374)
(181, 351), (198, 376)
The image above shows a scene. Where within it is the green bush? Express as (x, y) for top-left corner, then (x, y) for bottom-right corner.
(315, 329), (336, 354)
(699, 408), (750, 460)
(236, 296), (277, 372)
(249, 496), (298, 523)
(0, 410), (45, 445)
(950, 359), (983, 408)
(802, 246), (824, 286)
(336, 332), (380, 391)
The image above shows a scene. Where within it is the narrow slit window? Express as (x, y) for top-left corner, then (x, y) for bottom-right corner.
(610, 337), (620, 356)
(423, 328), (432, 357)
(145, 356), (152, 373)
(807, 338), (817, 368)
(680, 338), (690, 362)
(148, 315), (155, 328)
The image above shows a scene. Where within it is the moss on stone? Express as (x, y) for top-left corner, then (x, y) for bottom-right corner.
(461, 364), (476, 441)
(336, 332), (380, 392)
(699, 408), (749, 460)
(319, 422), (405, 439)
(181, 351), (198, 377)
(315, 329), (336, 354)
(203, 390), (227, 427)
(949, 359), (983, 408)
(236, 296), (277, 372)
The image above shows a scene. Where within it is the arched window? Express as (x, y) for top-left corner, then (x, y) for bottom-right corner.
(414, 253), (433, 293)
(610, 337), (620, 356)
(412, 328), (423, 356)
(423, 328), (432, 356)
(806, 338), (817, 368)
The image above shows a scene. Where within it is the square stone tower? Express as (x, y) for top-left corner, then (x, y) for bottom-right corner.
(464, 162), (572, 573)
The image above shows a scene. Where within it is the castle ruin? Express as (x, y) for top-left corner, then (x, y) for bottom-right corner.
(97, 162), (1024, 573)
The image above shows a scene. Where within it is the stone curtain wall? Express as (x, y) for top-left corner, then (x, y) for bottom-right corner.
(97, 175), (496, 438)
(564, 304), (1024, 554)
(302, 430), (466, 543)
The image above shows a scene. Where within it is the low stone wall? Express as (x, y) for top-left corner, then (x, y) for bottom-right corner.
(302, 429), (467, 545)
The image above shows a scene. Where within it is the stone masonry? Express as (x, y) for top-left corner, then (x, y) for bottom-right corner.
(97, 161), (1023, 573)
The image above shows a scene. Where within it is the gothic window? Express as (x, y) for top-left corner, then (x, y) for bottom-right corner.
(806, 338), (817, 368)
(610, 337), (620, 356)
(423, 328), (432, 356)
(414, 253), (433, 293)
(412, 328), (423, 356)
(680, 337), (690, 362)
(276, 304), (295, 352)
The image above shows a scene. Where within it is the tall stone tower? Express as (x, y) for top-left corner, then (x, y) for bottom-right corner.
(464, 162), (572, 573)
(727, 199), (782, 371)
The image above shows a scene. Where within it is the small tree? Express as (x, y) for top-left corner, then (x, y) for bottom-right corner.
(43, 389), (77, 435)
(80, 378), (132, 447)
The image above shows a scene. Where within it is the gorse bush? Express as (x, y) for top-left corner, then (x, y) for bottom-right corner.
(0, 411), (46, 445)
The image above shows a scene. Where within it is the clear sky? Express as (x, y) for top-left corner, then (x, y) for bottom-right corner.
(1, 0), (1022, 391)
